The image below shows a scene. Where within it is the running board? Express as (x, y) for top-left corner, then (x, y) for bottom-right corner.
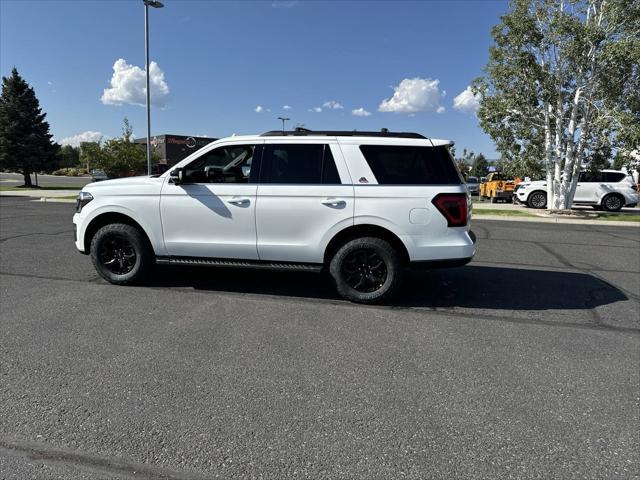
(155, 256), (323, 272)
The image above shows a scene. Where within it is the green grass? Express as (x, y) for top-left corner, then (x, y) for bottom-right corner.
(593, 213), (640, 222)
(473, 207), (640, 222)
(473, 208), (537, 217)
(0, 185), (81, 191)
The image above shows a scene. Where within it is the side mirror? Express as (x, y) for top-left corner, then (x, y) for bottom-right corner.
(170, 168), (184, 185)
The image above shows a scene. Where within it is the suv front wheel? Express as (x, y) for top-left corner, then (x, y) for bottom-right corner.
(90, 223), (152, 285)
(330, 237), (404, 304)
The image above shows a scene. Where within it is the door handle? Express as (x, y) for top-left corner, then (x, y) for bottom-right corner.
(321, 198), (346, 208)
(227, 197), (250, 205)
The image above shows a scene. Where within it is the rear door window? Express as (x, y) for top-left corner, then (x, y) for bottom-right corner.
(260, 144), (341, 184)
(579, 171), (604, 182)
(359, 145), (462, 185)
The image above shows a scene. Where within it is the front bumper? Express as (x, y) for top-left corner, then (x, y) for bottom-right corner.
(72, 214), (86, 253)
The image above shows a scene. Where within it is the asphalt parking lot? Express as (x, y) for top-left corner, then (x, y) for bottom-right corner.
(1, 196), (638, 479)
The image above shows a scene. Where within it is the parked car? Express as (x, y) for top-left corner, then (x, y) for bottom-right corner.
(73, 129), (476, 303)
(90, 169), (108, 182)
(466, 176), (480, 196)
(513, 169), (638, 211)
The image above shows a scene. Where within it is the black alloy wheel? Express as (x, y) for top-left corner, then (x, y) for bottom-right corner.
(341, 248), (388, 293)
(90, 223), (152, 285)
(98, 235), (137, 275)
(330, 236), (404, 303)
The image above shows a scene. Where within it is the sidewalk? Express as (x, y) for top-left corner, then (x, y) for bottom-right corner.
(0, 189), (78, 202)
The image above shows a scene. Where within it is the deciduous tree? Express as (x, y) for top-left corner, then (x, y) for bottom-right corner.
(93, 118), (146, 178)
(475, 0), (639, 209)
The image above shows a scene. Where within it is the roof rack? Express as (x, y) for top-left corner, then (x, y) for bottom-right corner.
(260, 127), (427, 139)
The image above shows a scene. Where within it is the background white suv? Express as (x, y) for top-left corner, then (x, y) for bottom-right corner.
(514, 169), (639, 211)
(73, 129), (476, 303)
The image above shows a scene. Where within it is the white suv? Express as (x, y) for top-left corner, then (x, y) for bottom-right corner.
(73, 129), (476, 303)
(514, 169), (638, 211)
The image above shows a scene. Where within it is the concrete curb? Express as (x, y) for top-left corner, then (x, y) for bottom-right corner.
(33, 198), (76, 204)
(474, 214), (640, 227)
(0, 190), (79, 198)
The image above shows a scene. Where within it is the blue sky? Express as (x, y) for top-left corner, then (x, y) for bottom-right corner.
(0, 0), (508, 157)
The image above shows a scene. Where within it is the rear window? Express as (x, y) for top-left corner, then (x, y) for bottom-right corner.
(603, 172), (626, 183)
(359, 145), (462, 185)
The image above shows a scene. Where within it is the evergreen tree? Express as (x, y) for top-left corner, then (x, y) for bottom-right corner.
(0, 68), (59, 186)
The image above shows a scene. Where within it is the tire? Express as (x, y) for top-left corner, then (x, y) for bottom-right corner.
(330, 237), (404, 304)
(90, 223), (153, 285)
(527, 191), (547, 209)
(601, 193), (624, 212)
(490, 196), (497, 204)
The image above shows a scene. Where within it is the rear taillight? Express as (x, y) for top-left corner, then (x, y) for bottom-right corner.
(432, 193), (468, 227)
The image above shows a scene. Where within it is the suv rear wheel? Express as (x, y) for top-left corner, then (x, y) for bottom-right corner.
(602, 193), (624, 212)
(90, 223), (152, 285)
(330, 237), (404, 304)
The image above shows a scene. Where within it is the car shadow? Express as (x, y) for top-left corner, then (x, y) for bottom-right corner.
(178, 184), (233, 219)
(147, 264), (627, 311)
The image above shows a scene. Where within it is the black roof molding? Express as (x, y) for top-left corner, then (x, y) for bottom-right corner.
(260, 127), (426, 139)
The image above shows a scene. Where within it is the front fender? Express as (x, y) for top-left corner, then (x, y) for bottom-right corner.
(77, 202), (166, 256)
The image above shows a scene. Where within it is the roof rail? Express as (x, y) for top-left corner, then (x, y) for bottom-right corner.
(260, 127), (427, 139)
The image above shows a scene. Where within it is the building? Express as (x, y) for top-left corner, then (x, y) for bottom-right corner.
(135, 134), (217, 166)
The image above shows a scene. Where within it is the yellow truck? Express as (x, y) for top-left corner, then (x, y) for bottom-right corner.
(480, 173), (516, 203)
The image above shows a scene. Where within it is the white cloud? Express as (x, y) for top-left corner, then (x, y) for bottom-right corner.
(255, 105), (264, 113)
(378, 77), (444, 114)
(309, 107), (322, 113)
(352, 107), (372, 117)
(283, 105), (292, 110)
(60, 131), (104, 147)
(437, 106), (446, 114)
(101, 58), (169, 108)
(322, 100), (344, 110)
(453, 86), (481, 114)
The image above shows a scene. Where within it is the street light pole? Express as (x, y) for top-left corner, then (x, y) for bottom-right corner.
(143, 0), (164, 176)
(277, 117), (290, 134)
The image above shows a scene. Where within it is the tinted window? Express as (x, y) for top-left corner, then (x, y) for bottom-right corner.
(183, 145), (256, 183)
(604, 172), (626, 182)
(579, 171), (603, 182)
(359, 145), (462, 185)
(260, 144), (341, 184)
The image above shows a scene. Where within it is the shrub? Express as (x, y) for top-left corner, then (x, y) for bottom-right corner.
(52, 167), (86, 176)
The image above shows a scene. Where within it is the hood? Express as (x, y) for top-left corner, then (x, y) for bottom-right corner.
(82, 175), (163, 195)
